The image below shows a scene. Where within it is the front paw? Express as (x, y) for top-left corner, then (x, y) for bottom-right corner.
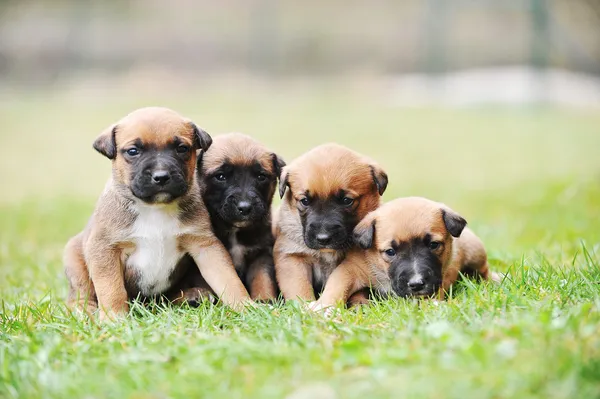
(179, 287), (217, 307)
(98, 307), (128, 322)
(306, 301), (337, 317)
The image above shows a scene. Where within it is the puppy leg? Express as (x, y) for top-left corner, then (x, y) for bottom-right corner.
(86, 239), (128, 319)
(185, 237), (251, 311)
(246, 253), (278, 301)
(166, 266), (216, 306)
(347, 289), (370, 308)
(275, 253), (315, 301)
(64, 233), (97, 312)
(312, 259), (368, 310)
(441, 266), (460, 294)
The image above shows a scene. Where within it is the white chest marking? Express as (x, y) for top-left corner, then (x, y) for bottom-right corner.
(228, 230), (246, 274)
(126, 204), (187, 296)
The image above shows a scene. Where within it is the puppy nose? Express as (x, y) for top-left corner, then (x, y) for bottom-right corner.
(315, 233), (332, 245)
(237, 201), (251, 216)
(408, 276), (425, 292)
(152, 171), (171, 186)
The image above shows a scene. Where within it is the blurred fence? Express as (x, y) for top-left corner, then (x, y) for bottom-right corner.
(0, 0), (599, 84)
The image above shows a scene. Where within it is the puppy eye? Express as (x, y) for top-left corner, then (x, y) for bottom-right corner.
(257, 173), (267, 182)
(341, 197), (354, 206)
(429, 241), (441, 250)
(176, 144), (190, 154)
(126, 147), (140, 156)
(215, 174), (226, 181)
(384, 248), (396, 257)
(300, 197), (310, 206)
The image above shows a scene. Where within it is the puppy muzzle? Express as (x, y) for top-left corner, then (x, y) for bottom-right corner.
(131, 168), (188, 204)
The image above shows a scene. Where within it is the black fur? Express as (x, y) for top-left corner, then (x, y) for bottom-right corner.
(198, 159), (279, 289)
(299, 191), (359, 251)
(387, 236), (443, 297)
(126, 138), (193, 204)
(93, 125), (117, 159)
(370, 166), (388, 196)
(191, 124), (213, 152)
(441, 209), (467, 237)
(353, 219), (376, 250)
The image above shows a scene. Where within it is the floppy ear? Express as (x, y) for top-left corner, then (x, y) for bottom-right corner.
(271, 153), (286, 179)
(441, 207), (467, 238)
(278, 168), (290, 199)
(196, 149), (204, 172)
(191, 123), (212, 152)
(93, 124), (118, 160)
(370, 165), (388, 196)
(353, 213), (376, 249)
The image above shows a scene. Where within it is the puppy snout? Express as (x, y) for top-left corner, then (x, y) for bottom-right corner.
(152, 170), (171, 186)
(236, 201), (252, 216)
(407, 276), (425, 292)
(315, 232), (332, 246)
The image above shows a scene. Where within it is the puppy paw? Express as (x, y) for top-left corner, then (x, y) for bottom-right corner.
(307, 301), (337, 317)
(490, 271), (504, 283)
(98, 309), (128, 322)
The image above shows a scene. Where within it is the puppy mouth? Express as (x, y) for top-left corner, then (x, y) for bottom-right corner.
(304, 238), (352, 251)
(232, 220), (253, 228)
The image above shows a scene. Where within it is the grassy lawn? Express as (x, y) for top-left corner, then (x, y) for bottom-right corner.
(1, 82), (600, 398)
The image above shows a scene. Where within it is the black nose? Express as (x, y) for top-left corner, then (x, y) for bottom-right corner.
(315, 233), (332, 246)
(237, 201), (251, 216)
(152, 171), (171, 186)
(408, 276), (425, 292)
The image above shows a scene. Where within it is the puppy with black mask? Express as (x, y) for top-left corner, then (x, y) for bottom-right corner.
(63, 108), (251, 320)
(273, 143), (388, 302)
(196, 133), (285, 300)
(310, 197), (501, 310)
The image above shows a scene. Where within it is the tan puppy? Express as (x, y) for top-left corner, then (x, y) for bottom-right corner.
(196, 133), (285, 300)
(63, 107), (250, 319)
(274, 143), (388, 301)
(314, 196), (498, 309)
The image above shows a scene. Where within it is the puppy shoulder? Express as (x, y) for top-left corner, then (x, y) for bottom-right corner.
(87, 183), (136, 243)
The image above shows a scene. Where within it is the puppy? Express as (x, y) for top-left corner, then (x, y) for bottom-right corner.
(197, 133), (285, 300)
(274, 143), (388, 301)
(314, 196), (497, 308)
(63, 107), (250, 319)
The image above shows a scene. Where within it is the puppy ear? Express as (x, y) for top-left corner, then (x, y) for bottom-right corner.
(370, 165), (388, 196)
(191, 123), (213, 152)
(196, 149), (204, 172)
(93, 124), (118, 160)
(271, 153), (286, 179)
(353, 213), (376, 249)
(278, 168), (290, 199)
(441, 207), (467, 238)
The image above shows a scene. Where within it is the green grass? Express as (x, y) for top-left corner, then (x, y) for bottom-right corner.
(1, 82), (600, 398)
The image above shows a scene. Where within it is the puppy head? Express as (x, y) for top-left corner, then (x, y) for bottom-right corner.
(353, 197), (467, 298)
(197, 133), (285, 228)
(93, 107), (212, 204)
(279, 143), (387, 251)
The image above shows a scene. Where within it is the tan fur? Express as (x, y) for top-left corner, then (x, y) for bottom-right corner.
(63, 107), (250, 319)
(274, 143), (386, 302)
(202, 133), (276, 172)
(312, 197), (494, 309)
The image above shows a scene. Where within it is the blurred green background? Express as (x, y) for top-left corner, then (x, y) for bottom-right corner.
(1, 2), (600, 398)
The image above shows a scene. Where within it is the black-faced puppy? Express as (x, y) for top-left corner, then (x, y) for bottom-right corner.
(197, 133), (285, 300)
(274, 143), (387, 301)
(356, 197), (498, 299)
(63, 107), (250, 319)
(312, 197), (499, 310)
